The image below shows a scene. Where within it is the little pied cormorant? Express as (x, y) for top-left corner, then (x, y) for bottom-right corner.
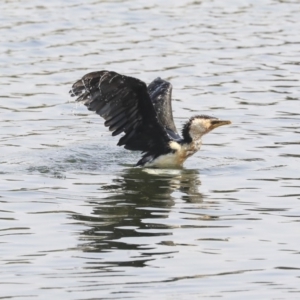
(70, 70), (231, 168)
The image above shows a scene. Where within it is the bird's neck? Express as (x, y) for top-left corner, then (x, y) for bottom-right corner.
(182, 138), (202, 153)
(182, 132), (203, 146)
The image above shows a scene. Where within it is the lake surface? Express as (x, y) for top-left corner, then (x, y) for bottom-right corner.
(1, 0), (300, 299)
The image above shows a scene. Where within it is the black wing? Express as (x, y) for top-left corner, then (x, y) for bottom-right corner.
(70, 70), (171, 155)
(147, 77), (181, 141)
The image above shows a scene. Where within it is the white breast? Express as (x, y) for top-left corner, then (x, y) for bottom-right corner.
(144, 140), (202, 168)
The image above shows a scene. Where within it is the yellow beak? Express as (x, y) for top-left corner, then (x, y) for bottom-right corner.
(210, 120), (231, 130)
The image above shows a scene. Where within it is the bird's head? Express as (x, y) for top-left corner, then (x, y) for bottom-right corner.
(182, 115), (231, 143)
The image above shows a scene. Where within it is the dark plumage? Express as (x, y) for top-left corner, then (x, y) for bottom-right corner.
(70, 70), (231, 168)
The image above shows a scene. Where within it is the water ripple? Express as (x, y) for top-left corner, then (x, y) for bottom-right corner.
(1, 0), (300, 299)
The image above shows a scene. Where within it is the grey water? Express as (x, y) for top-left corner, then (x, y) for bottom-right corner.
(1, 0), (300, 299)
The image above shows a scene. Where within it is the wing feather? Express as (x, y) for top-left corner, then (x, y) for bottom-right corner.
(70, 70), (171, 154)
(147, 77), (181, 141)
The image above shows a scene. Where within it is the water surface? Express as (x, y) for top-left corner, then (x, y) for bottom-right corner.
(1, 0), (300, 299)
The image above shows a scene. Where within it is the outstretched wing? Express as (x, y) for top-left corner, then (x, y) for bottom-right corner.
(70, 70), (171, 154)
(147, 77), (181, 141)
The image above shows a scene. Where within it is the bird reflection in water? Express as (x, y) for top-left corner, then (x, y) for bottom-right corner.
(73, 168), (202, 267)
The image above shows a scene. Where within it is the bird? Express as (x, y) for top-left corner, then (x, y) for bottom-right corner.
(69, 70), (231, 168)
